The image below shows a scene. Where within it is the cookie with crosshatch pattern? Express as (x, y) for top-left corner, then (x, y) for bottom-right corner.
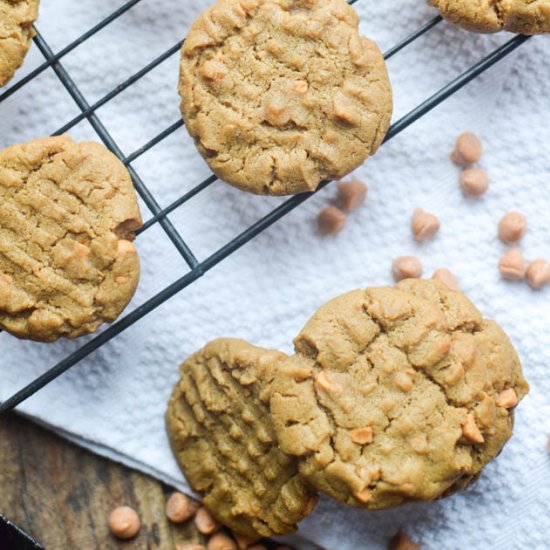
(0, 136), (142, 342)
(429, 0), (550, 34)
(178, 0), (392, 196)
(166, 338), (318, 537)
(270, 279), (528, 509)
(0, 0), (40, 87)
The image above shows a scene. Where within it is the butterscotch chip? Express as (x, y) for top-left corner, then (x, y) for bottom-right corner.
(388, 532), (420, 550)
(270, 280), (528, 509)
(432, 268), (459, 291)
(392, 256), (423, 282)
(0, 136), (142, 341)
(179, 0), (392, 196)
(429, 0), (550, 34)
(499, 248), (527, 281)
(460, 168), (489, 197)
(461, 413), (484, 444)
(496, 388), (518, 409)
(0, 0), (40, 87)
(165, 492), (196, 524)
(233, 534), (260, 549)
(108, 506), (141, 540)
(166, 339), (318, 538)
(526, 259), (550, 290)
(411, 209), (440, 242)
(450, 132), (483, 166)
(195, 507), (222, 535)
(208, 533), (238, 550)
(317, 207), (347, 236)
(498, 212), (526, 244)
(177, 545), (207, 550)
(338, 179), (368, 212)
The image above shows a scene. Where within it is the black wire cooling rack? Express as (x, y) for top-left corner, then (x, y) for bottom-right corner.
(0, 0), (531, 413)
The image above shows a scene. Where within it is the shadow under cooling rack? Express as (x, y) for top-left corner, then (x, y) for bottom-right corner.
(0, 0), (531, 413)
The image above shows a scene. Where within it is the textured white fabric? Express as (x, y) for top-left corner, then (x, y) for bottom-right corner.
(1, 0), (550, 548)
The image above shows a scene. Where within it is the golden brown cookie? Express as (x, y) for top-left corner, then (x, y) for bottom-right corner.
(0, 136), (142, 342)
(179, 0), (392, 196)
(0, 0), (40, 87)
(429, 0), (550, 34)
(166, 339), (318, 538)
(270, 280), (528, 509)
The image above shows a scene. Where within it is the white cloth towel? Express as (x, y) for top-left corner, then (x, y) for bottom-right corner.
(2, 0), (550, 548)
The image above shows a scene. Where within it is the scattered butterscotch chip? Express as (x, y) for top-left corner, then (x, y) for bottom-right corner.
(233, 534), (260, 549)
(165, 492), (196, 524)
(349, 426), (374, 445)
(317, 206), (347, 235)
(499, 248), (527, 281)
(547, 433), (550, 453)
(411, 209), (441, 241)
(526, 259), (550, 290)
(388, 531), (421, 550)
(392, 256), (423, 282)
(498, 212), (526, 244)
(432, 268), (459, 290)
(108, 506), (141, 540)
(496, 388), (518, 409)
(461, 413), (485, 444)
(177, 545), (207, 550)
(451, 132), (483, 166)
(338, 179), (368, 212)
(207, 533), (238, 550)
(195, 507), (221, 535)
(459, 168), (489, 197)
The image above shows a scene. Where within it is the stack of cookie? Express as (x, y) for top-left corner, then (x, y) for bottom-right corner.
(166, 279), (529, 538)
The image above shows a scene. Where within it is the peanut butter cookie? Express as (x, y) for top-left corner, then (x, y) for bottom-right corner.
(429, 0), (550, 34)
(166, 339), (318, 538)
(0, 136), (142, 342)
(179, 0), (392, 196)
(270, 280), (528, 509)
(0, 0), (40, 87)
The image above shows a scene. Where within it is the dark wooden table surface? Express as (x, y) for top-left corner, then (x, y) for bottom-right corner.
(0, 413), (205, 549)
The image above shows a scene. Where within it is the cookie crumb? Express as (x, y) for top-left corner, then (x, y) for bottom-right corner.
(108, 506), (141, 540)
(526, 259), (550, 290)
(392, 256), (423, 282)
(338, 179), (368, 212)
(411, 209), (440, 242)
(317, 207), (347, 235)
(499, 249), (527, 281)
(195, 507), (221, 535)
(498, 212), (526, 244)
(388, 531), (421, 550)
(432, 268), (459, 290)
(207, 533), (238, 550)
(165, 492), (196, 524)
(451, 133), (483, 166)
(459, 168), (489, 197)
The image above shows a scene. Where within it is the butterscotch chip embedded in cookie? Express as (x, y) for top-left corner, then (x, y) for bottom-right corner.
(179, 0), (392, 196)
(0, 136), (142, 342)
(0, 0), (40, 87)
(270, 279), (528, 509)
(428, 0), (550, 34)
(166, 339), (318, 538)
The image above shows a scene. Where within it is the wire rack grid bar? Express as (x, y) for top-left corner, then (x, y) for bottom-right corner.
(0, 9), (530, 412)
